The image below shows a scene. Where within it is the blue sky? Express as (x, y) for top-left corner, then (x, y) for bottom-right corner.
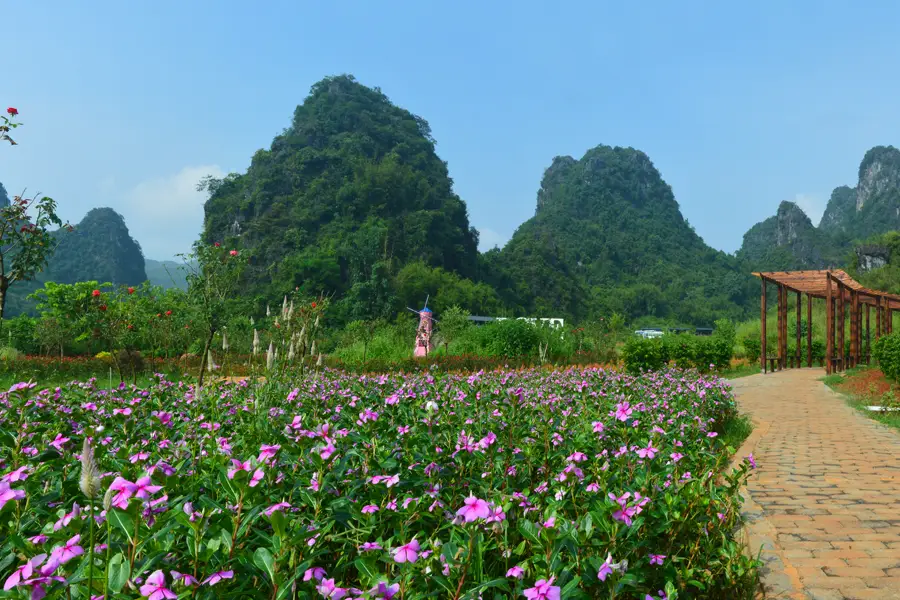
(5, 1), (900, 260)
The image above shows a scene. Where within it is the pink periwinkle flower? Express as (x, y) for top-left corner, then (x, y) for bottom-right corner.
(523, 577), (560, 600)
(455, 496), (490, 523)
(317, 578), (348, 599)
(506, 565), (524, 579)
(0, 481), (25, 511)
(140, 570), (177, 600)
(392, 539), (420, 563)
(202, 570), (233, 586)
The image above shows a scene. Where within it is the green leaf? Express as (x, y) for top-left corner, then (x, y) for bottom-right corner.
(107, 509), (134, 544)
(518, 520), (541, 545)
(354, 558), (377, 585)
(108, 553), (130, 593)
(253, 547), (276, 584)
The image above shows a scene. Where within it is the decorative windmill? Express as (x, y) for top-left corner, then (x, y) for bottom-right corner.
(407, 296), (435, 357)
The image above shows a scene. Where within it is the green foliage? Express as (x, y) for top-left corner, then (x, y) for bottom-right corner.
(202, 75), (479, 307)
(622, 337), (667, 374)
(742, 335), (761, 362)
(489, 147), (756, 324)
(485, 318), (540, 358)
(874, 333), (900, 382)
(435, 305), (471, 354)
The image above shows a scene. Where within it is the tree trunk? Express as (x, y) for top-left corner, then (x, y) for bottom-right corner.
(0, 275), (8, 336)
(197, 329), (215, 388)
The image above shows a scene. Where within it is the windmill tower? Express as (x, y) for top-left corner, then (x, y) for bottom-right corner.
(408, 297), (435, 357)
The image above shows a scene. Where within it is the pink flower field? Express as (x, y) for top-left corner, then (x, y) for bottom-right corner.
(0, 367), (758, 599)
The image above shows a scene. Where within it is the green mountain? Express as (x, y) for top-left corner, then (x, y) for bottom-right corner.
(487, 147), (755, 325)
(202, 74), (480, 308)
(736, 201), (843, 270)
(739, 145), (900, 272)
(145, 259), (189, 290)
(5, 207), (147, 315)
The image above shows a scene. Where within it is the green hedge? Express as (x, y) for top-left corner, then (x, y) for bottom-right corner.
(623, 321), (734, 374)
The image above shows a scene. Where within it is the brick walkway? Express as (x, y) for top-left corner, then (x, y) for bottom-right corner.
(731, 369), (900, 600)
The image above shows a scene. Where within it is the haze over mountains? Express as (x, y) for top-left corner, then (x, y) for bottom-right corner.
(8, 75), (900, 323)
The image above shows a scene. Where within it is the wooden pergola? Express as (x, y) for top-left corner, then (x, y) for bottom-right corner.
(754, 270), (900, 374)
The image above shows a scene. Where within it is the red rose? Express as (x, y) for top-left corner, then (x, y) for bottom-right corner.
(127, 324), (134, 330)
(229, 250), (238, 256)
(92, 290), (101, 297)
(311, 302), (317, 308)
(214, 242), (221, 247)
(127, 287), (135, 294)
(98, 305), (107, 311)
(165, 310), (172, 316)
(156, 313), (162, 318)
(6, 107), (17, 116)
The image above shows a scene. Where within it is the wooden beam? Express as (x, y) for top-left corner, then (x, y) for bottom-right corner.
(761, 278), (767, 373)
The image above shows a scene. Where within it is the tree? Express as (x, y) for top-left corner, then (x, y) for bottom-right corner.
(436, 305), (471, 355)
(183, 242), (247, 387)
(0, 107), (69, 323)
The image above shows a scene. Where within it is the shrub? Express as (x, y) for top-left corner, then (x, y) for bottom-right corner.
(622, 336), (667, 373)
(875, 333), (900, 381)
(485, 318), (540, 357)
(742, 334), (761, 363)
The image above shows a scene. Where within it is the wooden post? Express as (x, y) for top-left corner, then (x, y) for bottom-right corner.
(778, 284), (787, 369)
(795, 291), (801, 368)
(807, 294), (813, 368)
(837, 283), (845, 371)
(866, 303), (871, 364)
(760, 278), (767, 373)
(826, 274), (833, 374)
(877, 297), (882, 339)
(849, 291), (856, 369)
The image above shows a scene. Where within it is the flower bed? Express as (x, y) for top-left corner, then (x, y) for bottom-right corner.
(0, 367), (757, 599)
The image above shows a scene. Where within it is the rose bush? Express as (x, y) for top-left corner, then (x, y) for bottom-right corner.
(0, 366), (758, 599)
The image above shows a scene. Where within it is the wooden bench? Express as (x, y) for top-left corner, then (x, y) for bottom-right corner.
(766, 356), (779, 372)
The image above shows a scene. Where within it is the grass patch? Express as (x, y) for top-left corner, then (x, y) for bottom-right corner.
(722, 413), (754, 452)
(721, 363), (761, 379)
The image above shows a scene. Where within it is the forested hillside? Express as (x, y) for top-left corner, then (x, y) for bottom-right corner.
(487, 148), (756, 324)
(201, 75), (483, 322)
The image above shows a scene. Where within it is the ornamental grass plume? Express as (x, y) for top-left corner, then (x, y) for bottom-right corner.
(252, 329), (260, 356)
(79, 437), (101, 499)
(266, 342), (274, 371)
(222, 331), (229, 351)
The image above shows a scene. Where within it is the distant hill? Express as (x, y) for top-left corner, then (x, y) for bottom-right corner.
(145, 259), (189, 290)
(5, 207), (147, 315)
(739, 145), (900, 272)
(485, 146), (755, 324)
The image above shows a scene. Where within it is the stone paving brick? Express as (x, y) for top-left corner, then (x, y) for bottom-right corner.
(730, 369), (900, 598)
